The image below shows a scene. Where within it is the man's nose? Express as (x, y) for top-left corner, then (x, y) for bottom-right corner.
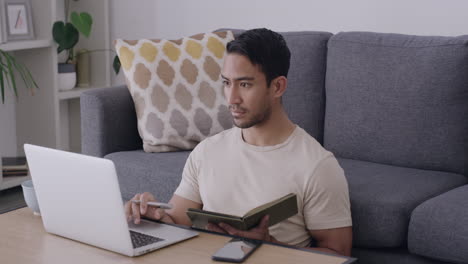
(227, 86), (241, 105)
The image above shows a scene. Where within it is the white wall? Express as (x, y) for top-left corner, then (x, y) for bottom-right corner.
(153, 0), (468, 37)
(0, 93), (17, 157)
(110, 0), (158, 84)
(110, 0), (468, 84)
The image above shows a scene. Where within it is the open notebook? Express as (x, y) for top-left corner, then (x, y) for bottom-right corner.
(187, 193), (298, 230)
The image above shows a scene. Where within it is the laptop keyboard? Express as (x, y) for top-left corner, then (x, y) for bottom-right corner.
(130, 230), (165, 248)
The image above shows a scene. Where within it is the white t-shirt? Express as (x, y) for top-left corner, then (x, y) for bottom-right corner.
(175, 126), (352, 247)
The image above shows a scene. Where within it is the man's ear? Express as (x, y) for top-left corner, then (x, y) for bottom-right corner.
(271, 76), (288, 98)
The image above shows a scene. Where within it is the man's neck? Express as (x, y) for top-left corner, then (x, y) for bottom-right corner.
(241, 106), (296, 147)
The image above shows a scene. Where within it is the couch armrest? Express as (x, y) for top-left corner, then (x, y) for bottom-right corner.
(81, 85), (142, 157)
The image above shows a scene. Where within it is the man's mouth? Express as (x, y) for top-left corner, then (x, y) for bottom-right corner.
(231, 111), (246, 118)
(229, 106), (247, 118)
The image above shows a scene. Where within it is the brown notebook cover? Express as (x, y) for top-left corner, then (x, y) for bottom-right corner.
(186, 193), (298, 231)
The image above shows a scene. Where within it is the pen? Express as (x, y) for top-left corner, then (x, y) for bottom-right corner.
(131, 200), (173, 209)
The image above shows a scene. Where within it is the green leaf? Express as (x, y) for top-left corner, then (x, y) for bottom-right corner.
(6, 51), (38, 90)
(113, 55), (121, 75)
(8, 54), (39, 90)
(5, 54), (17, 97)
(6, 53), (30, 91)
(52, 21), (65, 44)
(52, 21), (79, 53)
(62, 23), (79, 50)
(23, 63), (38, 89)
(0, 52), (5, 70)
(0, 50), (38, 103)
(71, 12), (93, 38)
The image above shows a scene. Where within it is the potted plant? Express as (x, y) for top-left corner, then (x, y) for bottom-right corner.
(52, 0), (121, 90)
(0, 50), (38, 103)
(52, 0), (92, 91)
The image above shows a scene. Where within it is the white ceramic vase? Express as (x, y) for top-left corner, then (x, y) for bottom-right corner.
(22, 179), (41, 216)
(58, 63), (77, 91)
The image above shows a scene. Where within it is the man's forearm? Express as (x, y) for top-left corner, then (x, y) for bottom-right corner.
(309, 247), (346, 256)
(269, 237), (347, 256)
(269, 236), (291, 246)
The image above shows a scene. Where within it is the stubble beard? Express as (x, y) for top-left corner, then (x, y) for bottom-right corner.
(231, 102), (272, 129)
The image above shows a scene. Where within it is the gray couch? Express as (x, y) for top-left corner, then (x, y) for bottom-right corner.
(81, 30), (468, 264)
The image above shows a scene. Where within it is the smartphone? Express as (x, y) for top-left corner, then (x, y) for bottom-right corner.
(212, 238), (262, 263)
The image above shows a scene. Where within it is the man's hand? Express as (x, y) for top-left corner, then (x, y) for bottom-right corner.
(124, 192), (168, 224)
(206, 215), (275, 242)
(124, 193), (201, 226)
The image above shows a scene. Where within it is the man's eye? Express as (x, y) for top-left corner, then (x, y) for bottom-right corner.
(240, 82), (250, 88)
(222, 80), (230, 86)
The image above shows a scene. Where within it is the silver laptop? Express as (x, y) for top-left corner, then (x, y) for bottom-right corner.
(24, 144), (198, 257)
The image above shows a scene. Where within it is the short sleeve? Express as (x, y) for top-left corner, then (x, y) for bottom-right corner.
(303, 155), (352, 230)
(174, 146), (203, 204)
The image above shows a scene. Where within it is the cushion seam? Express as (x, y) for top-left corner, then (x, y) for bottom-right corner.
(328, 38), (468, 49)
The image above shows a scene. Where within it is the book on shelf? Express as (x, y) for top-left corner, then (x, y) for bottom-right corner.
(2, 170), (29, 177)
(2, 156), (28, 177)
(186, 193), (298, 231)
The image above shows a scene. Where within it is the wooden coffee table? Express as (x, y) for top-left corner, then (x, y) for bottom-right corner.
(0, 208), (356, 263)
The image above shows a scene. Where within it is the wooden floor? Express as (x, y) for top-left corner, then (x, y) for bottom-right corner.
(0, 186), (26, 214)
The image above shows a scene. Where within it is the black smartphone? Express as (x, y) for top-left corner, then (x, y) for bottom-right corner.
(212, 238), (262, 263)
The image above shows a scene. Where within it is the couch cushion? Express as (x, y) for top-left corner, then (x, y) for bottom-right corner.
(325, 32), (468, 175)
(408, 185), (468, 263)
(115, 32), (234, 153)
(226, 29), (332, 143)
(338, 158), (468, 248)
(352, 248), (452, 264)
(81, 86), (142, 157)
(281, 31), (332, 143)
(106, 150), (190, 202)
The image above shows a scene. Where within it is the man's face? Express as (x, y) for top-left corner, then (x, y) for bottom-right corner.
(221, 53), (273, 129)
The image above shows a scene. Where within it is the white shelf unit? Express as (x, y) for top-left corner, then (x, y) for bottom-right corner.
(57, 0), (111, 153)
(0, 39), (53, 52)
(58, 86), (109, 100)
(0, 175), (31, 191)
(0, 0), (111, 190)
(14, 0), (111, 154)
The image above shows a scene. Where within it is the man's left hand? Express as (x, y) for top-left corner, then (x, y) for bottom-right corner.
(206, 215), (275, 242)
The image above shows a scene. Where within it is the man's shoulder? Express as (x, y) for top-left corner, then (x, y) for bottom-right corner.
(289, 126), (340, 173)
(295, 126), (320, 144)
(293, 127), (329, 155)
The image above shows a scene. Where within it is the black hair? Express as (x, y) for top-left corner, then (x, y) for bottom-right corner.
(226, 28), (291, 86)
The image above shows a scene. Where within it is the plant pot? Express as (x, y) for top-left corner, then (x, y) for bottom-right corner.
(58, 63), (77, 91)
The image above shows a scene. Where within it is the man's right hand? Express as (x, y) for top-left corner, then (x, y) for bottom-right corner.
(124, 193), (202, 227)
(124, 192), (167, 224)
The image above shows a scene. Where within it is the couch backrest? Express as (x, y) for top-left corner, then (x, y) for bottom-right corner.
(225, 29), (332, 143)
(324, 32), (468, 175)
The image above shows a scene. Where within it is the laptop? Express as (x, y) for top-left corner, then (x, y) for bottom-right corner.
(24, 144), (198, 257)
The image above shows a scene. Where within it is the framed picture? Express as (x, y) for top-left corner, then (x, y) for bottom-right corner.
(3, 0), (34, 41)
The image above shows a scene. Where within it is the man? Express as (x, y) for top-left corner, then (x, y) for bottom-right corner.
(125, 28), (352, 256)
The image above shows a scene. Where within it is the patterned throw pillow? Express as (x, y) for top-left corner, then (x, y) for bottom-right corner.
(115, 31), (234, 152)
